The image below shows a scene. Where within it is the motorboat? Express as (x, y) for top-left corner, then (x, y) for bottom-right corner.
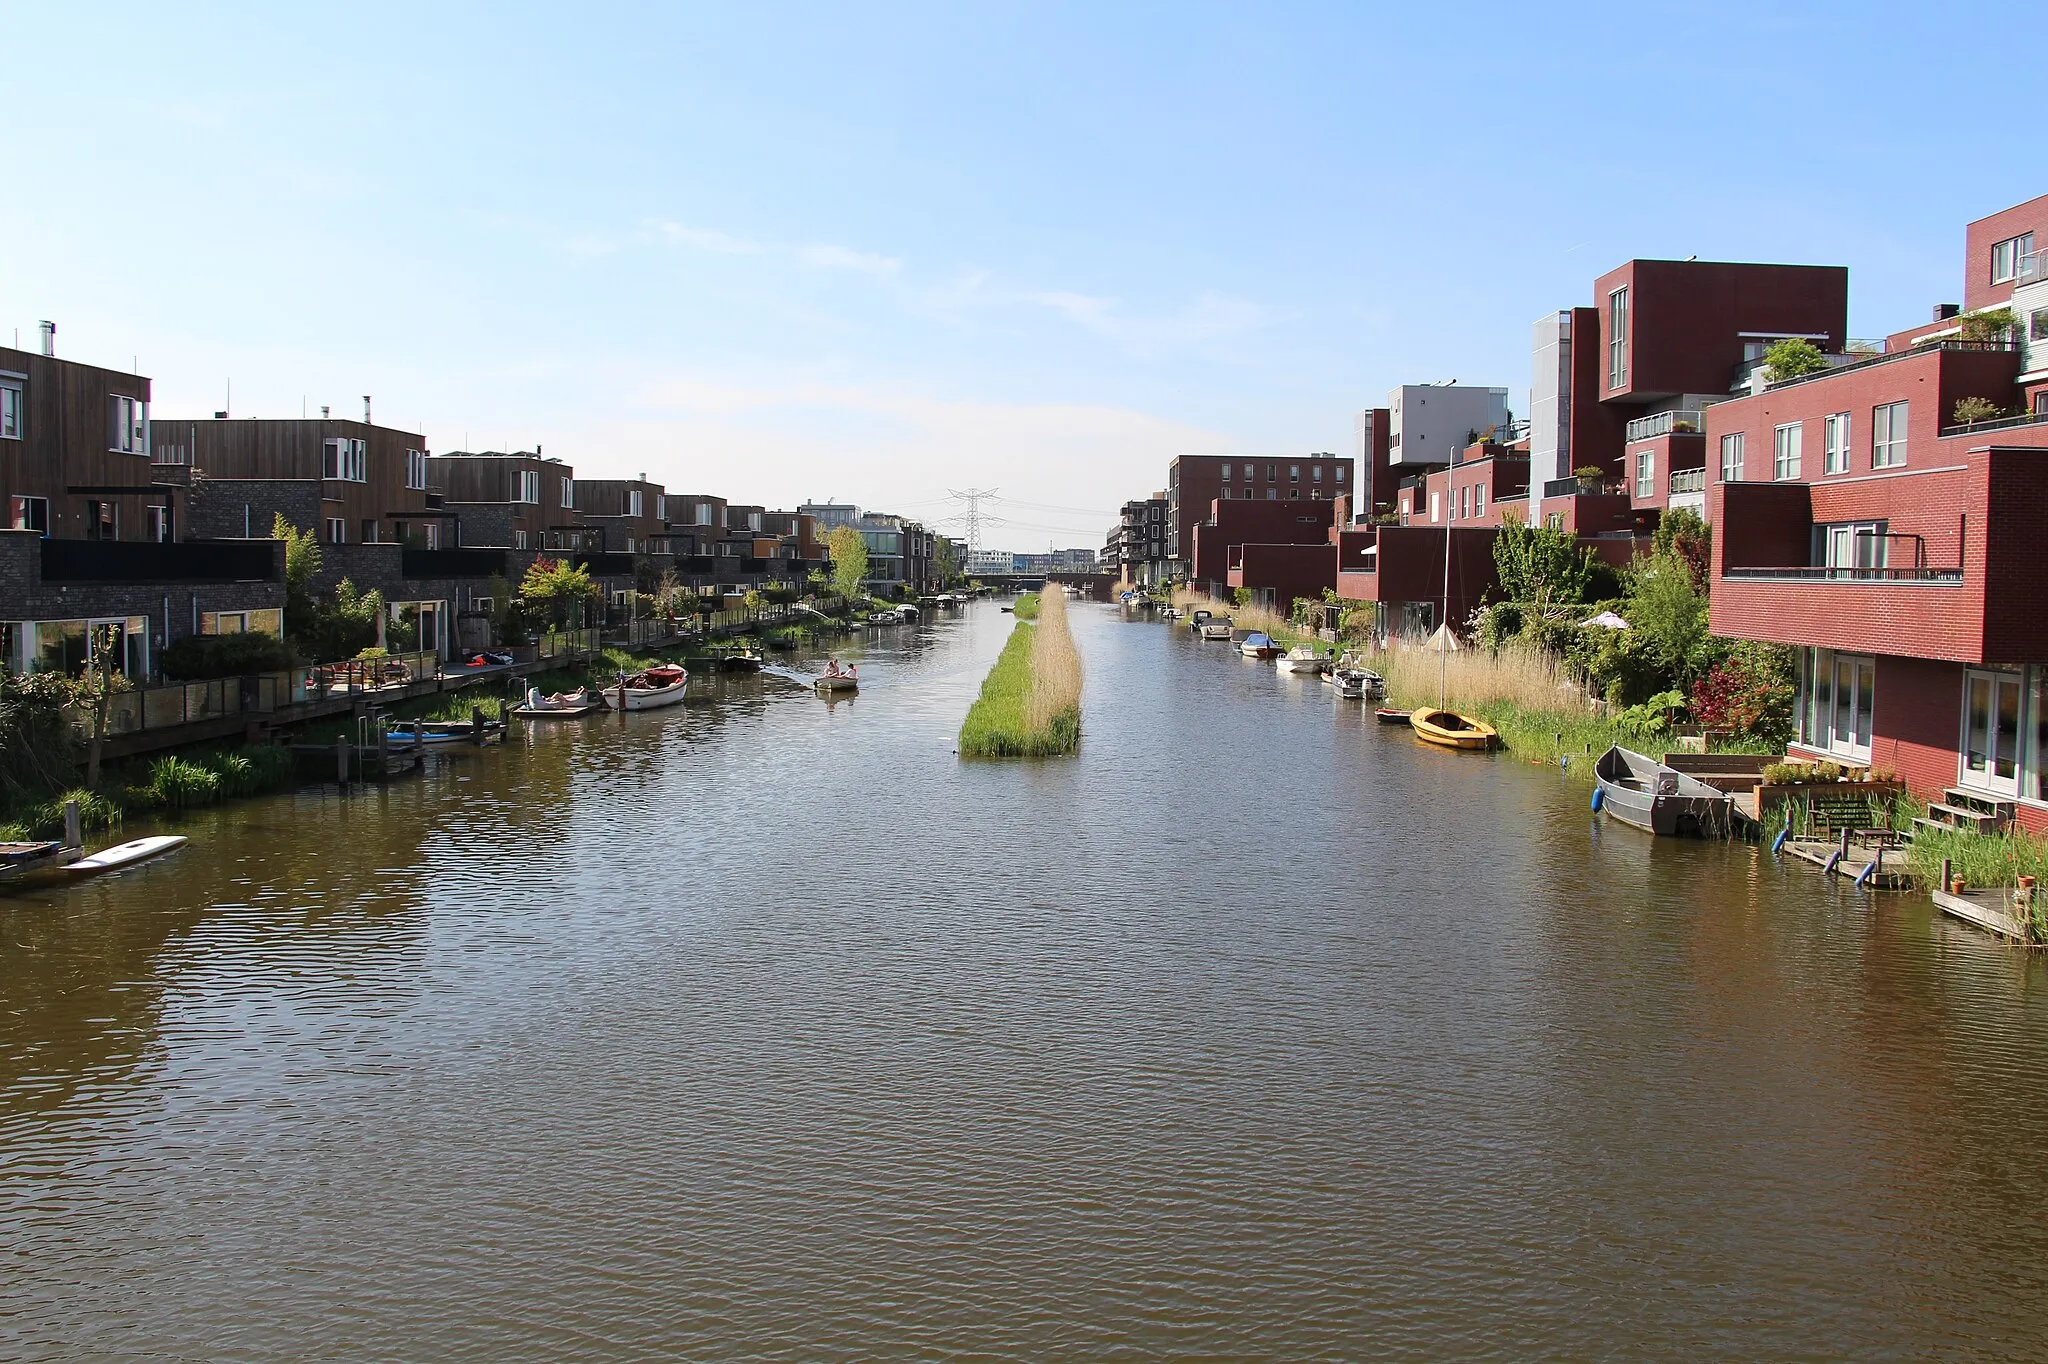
(1593, 745), (1734, 837)
(613, 664), (689, 711)
(1409, 707), (1498, 750)
(510, 686), (609, 718)
(897, 604), (920, 621)
(1239, 632), (1281, 659)
(1186, 609), (1212, 634)
(867, 609), (903, 625)
(1331, 668), (1386, 699)
(1161, 606), (1182, 620)
(1278, 644), (1326, 673)
(1200, 616), (1236, 641)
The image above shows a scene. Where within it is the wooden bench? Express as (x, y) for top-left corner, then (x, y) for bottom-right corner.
(1804, 791), (1905, 850)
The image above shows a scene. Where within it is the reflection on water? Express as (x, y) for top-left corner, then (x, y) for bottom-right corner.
(6, 601), (2048, 1357)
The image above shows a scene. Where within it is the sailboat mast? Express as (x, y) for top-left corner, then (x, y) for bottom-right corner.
(1439, 521), (1450, 708)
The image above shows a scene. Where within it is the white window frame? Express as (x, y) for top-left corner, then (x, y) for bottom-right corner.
(1797, 647), (1873, 762)
(405, 448), (428, 490)
(628, 489), (643, 518)
(1961, 668), (2024, 797)
(326, 517), (347, 544)
(1991, 232), (2034, 285)
(655, 494), (666, 521)
(12, 494), (50, 533)
(146, 505), (171, 543)
(560, 476), (574, 508)
(1608, 286), (1629, 389)
(322, 438), (367, 482)
(1634, 448), (1655, 499)
(1822, 412), (1850, 475)
(1822, 521), (1887, 573)
(109, 394), (147, 454)
(1872, 401), (1908, 469)
(514, 470), (540, 504)
(1335, 464), (1346, 483)
(1429, 491), (1440, 523)
(1773, 422), (1802, 480)
(0, 377), (21, 440)
(1720, 432), (1745, 482)
(1220, 463), (1232, 481)
(1474, 483), (1485, 517)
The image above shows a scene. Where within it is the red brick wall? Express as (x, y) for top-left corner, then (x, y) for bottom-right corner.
(1190, 499), (1336, 587)
(1964, 192), (2048, 314)
(1227, 543), (1338, 610)
(1569, 306), (1627, 478)
(1592, 260), (1848, 403)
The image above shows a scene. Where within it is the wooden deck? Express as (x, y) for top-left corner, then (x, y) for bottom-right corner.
(1781, 839), (1914, 890)
(1931, 886), (2031, 940)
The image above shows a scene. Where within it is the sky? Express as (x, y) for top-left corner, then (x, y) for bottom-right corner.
(2, 2), (2033, 552)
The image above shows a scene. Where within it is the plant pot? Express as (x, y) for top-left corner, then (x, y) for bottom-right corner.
(1950, 877), (1968, 895)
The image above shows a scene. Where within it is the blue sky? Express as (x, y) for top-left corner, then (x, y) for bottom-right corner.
(2, 3), (2031, 551)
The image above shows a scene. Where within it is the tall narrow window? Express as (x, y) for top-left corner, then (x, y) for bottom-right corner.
(405, 449), (428, 490)
(1823, 412), (1851, 475)
(1608, 286), (1629, 389)
(1773, 422), (1803, 480)
(514, 470), (540, 503)
(1721, 432), (1746, 482)
(628, 489), (643, 517)
(1474, 484), (1486, 517)
(1220, 463), (1232, 481)
(326, 517), (346, 543)
(0, 378), (21, 439)
(1872, 401), (1908, 468)
(560, 477), (574, 508)
(108, 395), (147, 454)
(1635, 448), (1655, 499)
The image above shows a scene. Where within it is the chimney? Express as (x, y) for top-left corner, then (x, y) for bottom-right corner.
(37, 321), (54, 357)
(1934, 303), (1960, 322)
(321, 405), (330, 419)
(363, 394), (372, 424)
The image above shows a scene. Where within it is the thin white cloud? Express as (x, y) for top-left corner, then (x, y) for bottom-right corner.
(795, 243), (901, 274)
(641, 220), (762, 255)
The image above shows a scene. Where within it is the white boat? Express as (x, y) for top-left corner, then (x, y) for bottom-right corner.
(510, 686), (608, 718)
(1330, 667), (1385, 699)
(1161, 606), (1182, 620)
(1278, 644), (1325, 673)
(815, 671), (859, 693)
(614, 665), (689, 711)
(1200, 616), (1235, 641)
(867, 609), (903, 625)
(66, 835), (187, 878)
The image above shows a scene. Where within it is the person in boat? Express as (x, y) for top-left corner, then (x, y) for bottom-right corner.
(824, 658), (842, 677)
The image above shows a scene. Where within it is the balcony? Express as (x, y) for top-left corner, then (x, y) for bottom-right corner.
(40, 538), (280, 584)
(1542, 475), (1625, 498)
(1763, 338), (2018, 392)
(1941, 408), (2048, 439)
(2019, 250), (2048, 286)
(1722, 566), (1961, 583)
(1624, 410), (1705, 444)
(1668, 468), (1706, 495)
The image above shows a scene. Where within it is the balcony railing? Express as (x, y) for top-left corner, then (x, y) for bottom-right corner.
(1940, 408), (2048, 439)
(1763, 338), (2019, 392)
(1624, 410), (1705, 444)
(1668, 468), (1706, 495)
(2018, 250), (2048, 285)
(1542, 476), (1626, 498)
(1722, 566), (1962, 583)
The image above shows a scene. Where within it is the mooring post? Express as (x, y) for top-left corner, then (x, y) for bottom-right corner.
(376, 725), (389, 780)
(64, 798), (81, 851)
(473, 704), (485, 744)
(1942, 857), (1953, 894)
(336, 735), (349, 787)
(1839, 827), (1851, 865)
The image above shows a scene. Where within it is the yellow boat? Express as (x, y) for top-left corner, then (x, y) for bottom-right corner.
(1409, 707), (1497, 750)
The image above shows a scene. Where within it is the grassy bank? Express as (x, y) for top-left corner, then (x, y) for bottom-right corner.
(960, 588), (1082, 757)
(1169, 588), (1312, 646)
(1013, 591), (1042, 621)
(1371, 640), (1625, 769)
(1906, 825), (2048, 893)
(0, 742), (299, 842)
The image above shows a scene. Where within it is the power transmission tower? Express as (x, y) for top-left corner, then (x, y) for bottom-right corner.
(946, 487), (1001, 555)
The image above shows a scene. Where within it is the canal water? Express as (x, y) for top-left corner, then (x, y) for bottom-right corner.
(7, 601), (2048, 1358)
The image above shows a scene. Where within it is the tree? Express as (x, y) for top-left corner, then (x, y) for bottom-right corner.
(1953, 396), (2004, 425)
(1956, 306), (2017, 344)
(826, 525), (868, 600)
(1690, 642), (1795, 748)
(1492, 507), (1595, 613)
(1649, 506), (1710, 591)
(272, 514), (323, 649)
(520, 556), (598, 629)
(934, 536), (963, 588)
(75, 623), (130, 788)
(1624, 551), (1710, 685)
(1762, 338), (1828, 383)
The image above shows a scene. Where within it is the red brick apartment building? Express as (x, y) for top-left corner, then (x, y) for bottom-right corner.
(1707, 194), (2048, 827)
(1165, 453), (1353, 581)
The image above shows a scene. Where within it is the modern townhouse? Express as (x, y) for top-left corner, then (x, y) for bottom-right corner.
(577, 475), (671, 553)
(1187, 498), (1338, 600)
(2, 334), (284, 679)
(1116, 495), (1169, 588)
(1707, 194), (2048, 828)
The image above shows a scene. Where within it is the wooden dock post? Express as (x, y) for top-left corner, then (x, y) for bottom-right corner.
(1942, 857), (1953, 892)
(473, 704), (485, 744)
(376, 726), (389, 781)
(336, 735), (349, 786)
(63, 799), (81, 852)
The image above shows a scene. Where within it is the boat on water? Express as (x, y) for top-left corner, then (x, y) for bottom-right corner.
(1239, 632), (1281, 659)
(1161, 606), (1182, 620)
(1593, 746), (1734, 837)
(66, 835), (188, 878)
(1331, 667), (1386, 699)
(510, 686), (609, 718)
(1186, 608), (1211, 633)
(815, 669), (859, 693)
(383, 718), (506, 747)
(614, 664), (689, 711)
(1200, 616), (1236, 641)
(1409, 707), (1498, 749)
(1278, 644), (1325, 673)
(1374, 707), (1411, 723)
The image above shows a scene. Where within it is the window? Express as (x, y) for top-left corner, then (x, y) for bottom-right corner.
(1289, 464), (1300, 483)
(1335, 464), (1346, 483)
(326, 518), (346, 543)
(1219, 487), (1231, 500)
(1311, 465), (1323, 483)
(1635, 449), (1655, 499)
(108, 395), (147, 454)
(322, 438), (367, 482)
(2032, 309), (2048, 342)
(201, 609), (282, 636)
(696, 502), (713, 525)
(1773, 422), (1802, 480)
(1822, 521), (1887, 573)
(1823, 412), (1851, 475)
(1220, 463), (1232, 480)
(1290, 488), (1300, 500)
(1872, 401), (1908, 468)
(1474, 484), (1486, 517)
(423, 523), (440, 550)
(655, 495), (666, 521)
(362, 520), (380, 544)
(1266, 487), (1277, 500)
(147, 505), (171, 543)
(405, 449), (428, 490)
(1608, 286), (1629, 389)
(1430, 491), (1441, 523)
(1963, 669), (2023, 795)
(515, 529), (529, 549)
(0, 377), (20, 439)
(1720, 432), (1745, 482)
(628, 489), (644, 517)
(560, 477), (574, 508)
(514, 470), (540, 503)
(11, 495), (49, 533)
(1991, 232), (2035, 284)
(1267, 464), (1276, 482)
(1545, 512), (1564, 531)
(1797, 647), (1874, 761)
(86, 501), (116, 540)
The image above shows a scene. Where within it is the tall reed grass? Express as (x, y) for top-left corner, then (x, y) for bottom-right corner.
(1170, 588), (1303, 643)
(960, 587), (1082, 757)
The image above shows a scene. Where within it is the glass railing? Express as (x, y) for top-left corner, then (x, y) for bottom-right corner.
(1624, 410), (1705, 443)
(2019, 251), (2048, 285)
(1542, 476), (1625, 498)
(1668, 468), (1707, 494)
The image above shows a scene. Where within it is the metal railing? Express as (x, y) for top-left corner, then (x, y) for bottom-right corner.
(1624, 410), (1705, 444)
(1765, 338), (2019, 392)
(307, 648), (442, 697)
(534, 629), (601, 661)
(1668, 468), (1707, 494)
(1940, 408), (2048, 438)
(1722, 566), (1962, 583)
(1542, 476), (1626, 498)
(66, 667), (319, 739)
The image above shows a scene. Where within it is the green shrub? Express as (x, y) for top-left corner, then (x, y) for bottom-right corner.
(161, 631), (299, 680)
(147, 756), (223, 809)
(1761, 761), (1809, 786)
(22, 788), (123, 839)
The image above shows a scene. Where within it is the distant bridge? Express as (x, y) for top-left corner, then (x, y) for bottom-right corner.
(974, 570), (1117, 601)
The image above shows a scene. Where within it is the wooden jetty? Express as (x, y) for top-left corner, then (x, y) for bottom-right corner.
(1780, 835), (1914, 890)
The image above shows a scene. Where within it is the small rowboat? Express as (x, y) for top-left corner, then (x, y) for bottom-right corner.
(815, 672), (859, 693)
(383, 719), (506, 748)
(510, 686), (608, 719)
(1409, 707), (1497, 749)
(1278, 644), (1325, 673)
(1374, 707), (1411, 724)
(1593, 746), (1733, 837)
(66, 835), (187, 879)
(615, 665), (689, 712)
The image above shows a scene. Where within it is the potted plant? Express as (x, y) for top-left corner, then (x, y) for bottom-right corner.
(1573, 466), (1606, 493)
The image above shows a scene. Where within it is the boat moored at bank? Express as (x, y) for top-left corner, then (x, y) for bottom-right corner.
(1593, 746), (1734, 837)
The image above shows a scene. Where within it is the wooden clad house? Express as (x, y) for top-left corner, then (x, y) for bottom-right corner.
(427, 451), (588, 550)
(2, 342), (167, 543)
(577, 476), (670, 552)
(156, 415), (440, 547)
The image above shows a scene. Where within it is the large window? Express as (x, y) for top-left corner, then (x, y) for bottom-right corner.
(1822, 521), (1887, 572)
(323, 438), (367, 482)
(1872, 401), (1908, 468)
(1720, 432), (1745, 482)
(405, 448), (428, 490)
(325, 517), (346, 543)
(1823, 412), (1851, 475)
(0, 377), (20, 439)
(1773, 422), (1802, 480)
(108, 395), (147, 454)
(1608, 286), (1629, 389)
(1797, 647), (1873, 761)
(32, 617), (148, 679)
(1991, 232), (2035, 284)
(1963, 669), (2023, 796)
(201, 609), (284, 636)
(1635, 448), (1655, 499)
(514, 470), (540, 503)
(628, 489), (643, 517)
(560, 477), (575, 508)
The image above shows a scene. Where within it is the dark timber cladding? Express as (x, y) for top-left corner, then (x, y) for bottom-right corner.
(427, 451), (577, 548)
(152, 417), (435, 546)
(0, 344), (160, 541)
